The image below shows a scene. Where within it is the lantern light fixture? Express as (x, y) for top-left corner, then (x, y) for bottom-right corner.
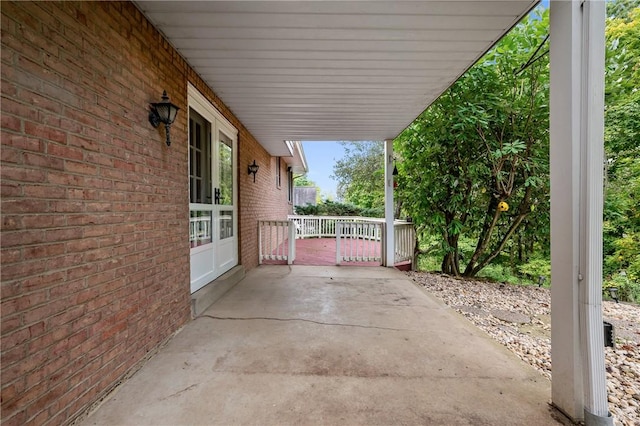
(149, 90), (180, 146)
(248, 160), (259, 182)
(608, 287), (619, 303)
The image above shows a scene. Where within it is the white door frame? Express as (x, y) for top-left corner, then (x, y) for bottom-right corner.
(188, 84), (238, 293)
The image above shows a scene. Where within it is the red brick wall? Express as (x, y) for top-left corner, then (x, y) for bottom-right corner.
(1, 2), (290, 424)
(239, 152), (293, 269)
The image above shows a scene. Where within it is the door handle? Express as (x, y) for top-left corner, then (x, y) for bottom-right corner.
(214, 188), (221, 205)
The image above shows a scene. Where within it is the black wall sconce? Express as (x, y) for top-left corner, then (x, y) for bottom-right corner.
(248, 160), (259, 182)
(149, 90), (180, 146)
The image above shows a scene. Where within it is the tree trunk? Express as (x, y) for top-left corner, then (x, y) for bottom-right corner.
(463, 183), (534, 277)
(463, 197), (501, 275)
(468, 212), (528, 276)
(441, 252), (460, 276)
(441, 232), (460, 276)
(395, 199), (403, 220)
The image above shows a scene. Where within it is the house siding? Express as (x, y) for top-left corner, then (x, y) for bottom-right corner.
(1, 2), (291, 425)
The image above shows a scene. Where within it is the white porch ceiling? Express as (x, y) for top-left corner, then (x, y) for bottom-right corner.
(136, 1), (538, 157)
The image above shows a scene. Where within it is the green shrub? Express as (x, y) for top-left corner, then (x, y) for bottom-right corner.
(417, 254), (442, 272)
(295, 200), (384, 218)
(477, 263), (522, 284)
(517, 257), (551, 286)
(295, 203), (319, 215)
(359, 206), (384, 218)
(603, 272), (640, 303)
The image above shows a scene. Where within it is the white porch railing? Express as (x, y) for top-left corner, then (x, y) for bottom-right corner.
(336, 221), (383, 263)
(394, 222), (416, 264)
(287, 215), (415, 267)
(258, 220), (296, 265)
(288, 215), (368, 239)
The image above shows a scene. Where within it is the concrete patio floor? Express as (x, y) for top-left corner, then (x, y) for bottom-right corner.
(82, 265), (565, 425)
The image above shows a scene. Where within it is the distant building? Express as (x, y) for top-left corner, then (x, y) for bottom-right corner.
(294, 187), (318, 207)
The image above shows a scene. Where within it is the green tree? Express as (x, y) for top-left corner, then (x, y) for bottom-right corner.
(295, 199), (383, 217)
(332, 141), (384, 209)
(294, 174), (317, 187)
(396, 8), (550, 277)
(603, 2), (640, 301)
(607, 0), (639, 19)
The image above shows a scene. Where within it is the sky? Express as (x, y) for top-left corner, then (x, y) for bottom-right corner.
(301, 141), (346, 199)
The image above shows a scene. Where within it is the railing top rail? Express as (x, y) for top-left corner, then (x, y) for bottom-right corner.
(288, 215), (413, 226)
(288, 215), (373, 221)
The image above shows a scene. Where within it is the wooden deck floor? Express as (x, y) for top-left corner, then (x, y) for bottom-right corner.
(263, 237), (382, 267)
(262, 237), (412, 269)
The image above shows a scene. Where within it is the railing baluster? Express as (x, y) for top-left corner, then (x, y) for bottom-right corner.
(358, 223), (363, 259)
(353, 223), (358, 260)
(279, 222), (284, 259)
(258, 220), (296, 264)
(336, 222), (341, 264)
(258, 221), (263, 264)
(285, 215), (414, 267)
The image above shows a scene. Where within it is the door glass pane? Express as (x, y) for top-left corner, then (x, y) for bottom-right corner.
(219, 210), (233, 240)
(189, 109), (211, 204)
(190, 210), (212, 247)
(218, 131), (233, 206)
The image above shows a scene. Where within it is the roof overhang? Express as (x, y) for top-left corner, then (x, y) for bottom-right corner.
(284, 140), (308, 174)
(135, 1), (539, 157)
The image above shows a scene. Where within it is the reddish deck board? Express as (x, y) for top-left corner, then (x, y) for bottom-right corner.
(263, 237), (381, 267)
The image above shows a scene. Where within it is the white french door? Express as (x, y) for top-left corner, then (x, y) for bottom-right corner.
(188, 86), (238, 293)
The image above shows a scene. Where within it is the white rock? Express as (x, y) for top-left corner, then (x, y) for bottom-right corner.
(407, 271), (640, 426)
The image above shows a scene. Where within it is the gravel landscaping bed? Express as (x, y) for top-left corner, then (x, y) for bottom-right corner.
(408, 271), (640, 426)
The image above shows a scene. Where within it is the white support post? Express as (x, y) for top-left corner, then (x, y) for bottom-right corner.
(579, 1), (609, 423)
(384, 139), (394, 268)
(258, 221), (263, 265)
(550, 1), (610, 424)
(287, 221), (296, 265)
